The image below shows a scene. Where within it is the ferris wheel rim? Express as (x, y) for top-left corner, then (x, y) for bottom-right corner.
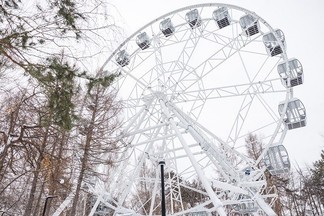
(99, 3), (289, 73)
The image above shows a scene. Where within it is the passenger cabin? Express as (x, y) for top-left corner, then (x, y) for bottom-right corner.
(233, 196), (258, 214)
(136, 32), (151, 50)
(263, 29), (286, 57)
(160, 18), (175, 37)
(278, 98), (306, 130)
(239, 203), (258, 214)
(188, 211), (211, 216)
(115, 50), (130, 67)
(239, 14), (260, 36)
(263, 144), (290, 175)
(185, 9), (202, 29)
(277, 58), (304, 87)
(213, 7), (231, 29)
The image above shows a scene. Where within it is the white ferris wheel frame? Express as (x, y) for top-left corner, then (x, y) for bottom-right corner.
(55, 3), (296, 216)
(97, 3), (291, 216)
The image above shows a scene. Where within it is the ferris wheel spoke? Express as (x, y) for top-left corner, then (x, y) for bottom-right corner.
(226, 94), (255, 146)
(236, 39), (253, 82)
(170, 78), (284, 103)
(168, 102), (240, 181)
(163, 33), (265, 121)
(254, 92), (281, 123)
(225, 103), (284, 151)
(151, 35), (169, 89)
(127, 30), (202, 93)
(159, 98), (227, 215)
(171, 102), (254, 166)
(201, 19), (248, 49)
(119, 68), (150, 93)
(236, 121), (284, 143)
(165, 33), (241, 93)
(118, 124), (164, 207)
(157, 130), (256, 203)
(119, 99), (153, 137)
(168, 33), (263, 96)
(166, 22), (211, 94)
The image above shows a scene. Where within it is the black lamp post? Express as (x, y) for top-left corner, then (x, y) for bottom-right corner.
(159, 160), (166, 216)
(42, 195), (57, 216)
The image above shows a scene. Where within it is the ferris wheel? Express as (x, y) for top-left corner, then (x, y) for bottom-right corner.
(58, 3), (307, 216)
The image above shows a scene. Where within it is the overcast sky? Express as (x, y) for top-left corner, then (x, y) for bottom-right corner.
(108, 0), (324, 167)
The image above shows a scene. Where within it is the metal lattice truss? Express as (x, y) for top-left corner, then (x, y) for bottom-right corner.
(54, 3), (306, 216)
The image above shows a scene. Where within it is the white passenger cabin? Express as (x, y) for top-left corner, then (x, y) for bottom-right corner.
(213, 7), (231, 29)
(115, 50), (130, 67)
(185, 9), (202, 29)
(233, 195), (258, 214)
(239, 14), (260, 36)
(263, 144), (290, 175)
(277, 58), (304, 87)
(238, 203), (258, 214)
(279, 98), (306, 130)
(188, 211), (211, 216)
(160, 18), (175, 37)
(136, 32), (151, 50)
(263, 29), (286, 57)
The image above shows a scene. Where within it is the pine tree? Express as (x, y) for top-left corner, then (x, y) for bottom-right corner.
(309, 150), (324, 211)
(0, 1), (123, 215)
(0, 0), (120, 130)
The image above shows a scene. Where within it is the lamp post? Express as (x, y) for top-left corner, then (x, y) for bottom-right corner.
(159, 160), (166, 216)
(42, 195), (57, 216)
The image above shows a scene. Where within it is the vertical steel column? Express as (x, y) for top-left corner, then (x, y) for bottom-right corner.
(159, 99), (226, 216)
(159, 160), (166, 216)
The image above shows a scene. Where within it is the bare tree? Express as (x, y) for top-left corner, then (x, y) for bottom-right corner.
(0, 1), (124, 215)
(69, 84), (122, 216)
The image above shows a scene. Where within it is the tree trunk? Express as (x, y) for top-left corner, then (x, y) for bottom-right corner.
(45, 132), (67, 216)
(33, 180), (46, 216)
(23, 127), (49, 216)
(70, 92), (99, 216)
(69, 141), (91, 216)
(23, 160), (42, 216)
